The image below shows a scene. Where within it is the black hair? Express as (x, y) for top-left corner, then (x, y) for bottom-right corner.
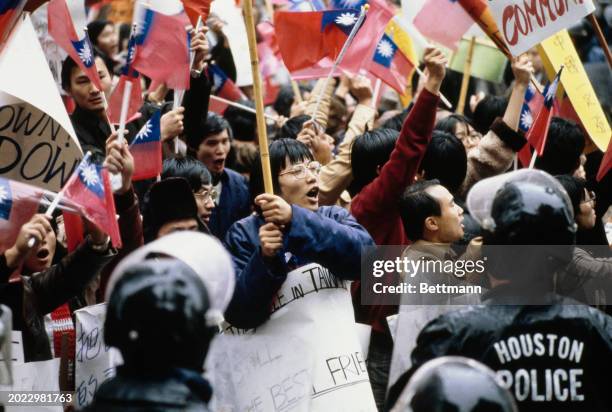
(472, 95), (508, 135)
(249, 139), (313, 204)
(60, 54), (106, 92)
(273, 85), (295, 118)
(535, 118), (585, 175)
(187, 112), (232, 152)
(277, 115), (311, 140)
(161, 156), (212, 191)
(435, 114), (474, 136)
(224, 102), (256, 142)
(87, 20), (113, 45)
(380, 107), (410, 131)
(118, 23), (131, 53)
(349, 128), (399, 196)
(398, 179), (442, 241)
(555, 174), (586, 218)
(420, 131), (467, 194)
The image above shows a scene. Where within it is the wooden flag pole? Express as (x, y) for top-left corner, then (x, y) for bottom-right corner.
(456, 36), (476, 115)
(587, 14), (612, 70)
(291, 80), (303, 103)
(210, 95), (278, 120)
(244, 0), (274, 194)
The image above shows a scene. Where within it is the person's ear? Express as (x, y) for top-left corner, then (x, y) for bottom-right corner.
(376, 165), (382, 176)
(424, 216), (438, 233)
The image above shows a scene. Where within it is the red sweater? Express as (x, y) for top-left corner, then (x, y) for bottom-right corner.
(350, 88), (439, 333)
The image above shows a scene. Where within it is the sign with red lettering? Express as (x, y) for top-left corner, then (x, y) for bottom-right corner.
(489, 0), (595, 56)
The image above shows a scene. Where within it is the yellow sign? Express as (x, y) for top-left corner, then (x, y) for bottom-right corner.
(538, 30), (610, 151)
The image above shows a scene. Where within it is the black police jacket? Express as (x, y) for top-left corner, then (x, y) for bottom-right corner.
(387, 285), (612, 412)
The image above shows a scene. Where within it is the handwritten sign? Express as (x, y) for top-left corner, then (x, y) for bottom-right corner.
(0, 15), (82, 192)
(538, 29), (611, 151)
(489, 0), (595, 56)
(207, 262), (377, 411)
(74, 304), (123, 409)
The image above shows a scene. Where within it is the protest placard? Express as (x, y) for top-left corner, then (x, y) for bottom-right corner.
(538, 29), (611, 152)
(0, 15), (81, 192)
(4, 358), (62, 412)
(489, 0), (595, 56)
(208, 262), (377, 411)
(74, 303), (123, 409)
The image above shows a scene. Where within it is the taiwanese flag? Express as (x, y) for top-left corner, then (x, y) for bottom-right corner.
(129, 110), (162, 181)
(517, 83), (545, 165)
(63, 155), (121, 248)
(367, 33), (414, 94)
(208, 64), (244, 114)
(527, 69), (562, 153)
(131, 6), (191, 90)
(48, 0), (102, 90)
(330, 0), (366, 9)
(181, 0), (211, 26)
(108, 32), (143, 124)
(0, 0), (26, 44)
(0, 177), (43, 253)
(274, 8), (361, 72)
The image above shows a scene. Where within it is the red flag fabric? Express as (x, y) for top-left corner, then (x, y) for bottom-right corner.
(413, 0), (474, 50)
(62, 210), (84, 252)
(0, 177), (43, 253)
(181, 0), (211, 26)
(130, 110), (162, 180)
(597, 140), (612, 182)
(274, 8), (361, 72)
(108, 32), (143, 123)
(48, 0), (102, 90)
(0, 0), (26, 44)
(63, 155), (121, 248)
(366, 32), (414, 94)
(131, 7), (191, 90)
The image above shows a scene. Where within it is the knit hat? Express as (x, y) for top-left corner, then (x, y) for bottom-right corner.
(142, 177), (208, 242)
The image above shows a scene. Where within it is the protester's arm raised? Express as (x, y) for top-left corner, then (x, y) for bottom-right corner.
(352, 47), (444, 215)
(319, 76), (376, 206)
(459, 55), (532, 196)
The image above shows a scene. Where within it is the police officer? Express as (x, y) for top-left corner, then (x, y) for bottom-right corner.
(391, 356), (517, 412)
(83, 232), (235, 411)
(387, 170), (612, 411)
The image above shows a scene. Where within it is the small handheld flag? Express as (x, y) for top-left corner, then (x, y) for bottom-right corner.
(0, 178), (43, 252)
(130, 110), (162, 181)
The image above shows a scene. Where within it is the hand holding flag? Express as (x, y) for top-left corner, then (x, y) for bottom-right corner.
(0, 178), (43, 252)
(104, 132), (136, 190)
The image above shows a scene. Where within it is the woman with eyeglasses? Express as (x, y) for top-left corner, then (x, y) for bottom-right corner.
(555, 175), (612, 307)
(222, 138), (378, 410)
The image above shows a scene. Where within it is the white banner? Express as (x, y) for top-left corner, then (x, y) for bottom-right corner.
(74, 303), (123, 409)
(207, 262), (377, 412)
(489, 0), (595, 56)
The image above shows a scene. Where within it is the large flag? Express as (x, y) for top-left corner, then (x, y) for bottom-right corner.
(0, 0), (25, 44)
(107, 31), (143, 124)
(48, 0), (102, 90)
(181, 0), (211, 26)
(274, 8), (361, 72)
(413, 0), (474, 50)
(130, 110), (162, 181)
(0, 14), (82, 193)
(367, 32), (414, 93)
(0, 178), (43, 253)
(131, 5), (191, 90)
(63, 155), (121, 248)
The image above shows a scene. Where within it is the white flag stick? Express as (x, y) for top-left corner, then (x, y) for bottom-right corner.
(414, 66), (452, 109)
(311, 5), (368, 121)
(28, 152), (92, 247)
(210, 95), (278, 120)
(117, 80), (133, 143)
(529, 148), (538, 169)
(371, 78), (382, 108)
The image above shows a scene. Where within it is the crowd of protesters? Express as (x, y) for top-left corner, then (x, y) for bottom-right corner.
(1, 0), (612, 411)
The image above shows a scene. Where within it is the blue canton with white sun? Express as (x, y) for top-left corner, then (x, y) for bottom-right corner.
(78, 159), (104, 198)
(373, 33), (397, 68)
(71, 37), (94, 68)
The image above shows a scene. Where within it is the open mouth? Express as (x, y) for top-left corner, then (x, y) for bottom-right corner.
(213, 159), (225, 168)
(36, 249), (49, 260)
(306, 187), (319, 200)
